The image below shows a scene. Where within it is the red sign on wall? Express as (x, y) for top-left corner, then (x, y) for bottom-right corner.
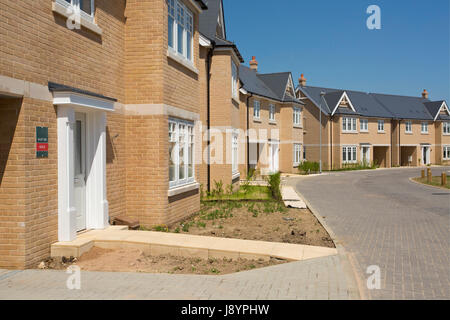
(36, 143), (49, 152)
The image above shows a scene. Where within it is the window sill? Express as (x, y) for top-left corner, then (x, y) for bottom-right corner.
(168, 182), (199, 197)
(342, 131), (358, 134)
(421, 132), (429, 135)
(293, 124), (303, 129)
(253, 118), (262, 123)
(360, 130), (369, 133)
(269, 120), (277, 125)
(405, 132), (413, 135)
(167, 49), (199, 74)
(232, 172), (240, 180)
(52, 2), (103, 35)
(378, 131), (385, 134)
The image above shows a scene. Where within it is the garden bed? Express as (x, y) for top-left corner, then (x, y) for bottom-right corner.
(413, 176), (449, 189)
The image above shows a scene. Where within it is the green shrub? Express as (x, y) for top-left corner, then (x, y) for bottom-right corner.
(266, 172), (282, 201)
(298, 161), (320, 175)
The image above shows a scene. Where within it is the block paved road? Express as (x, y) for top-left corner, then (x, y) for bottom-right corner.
(291, 167), (450, 300)
(0, 254), (355, 300)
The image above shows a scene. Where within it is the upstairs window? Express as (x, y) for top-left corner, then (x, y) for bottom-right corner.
(378, 120), (385, 132)
(360, 119), (369, 132)
(443, 122), (450, 135)
(231, 61), (238, 99)
(342, 117), (357, 132)
(293, 107), (302, 126)
(58, 0), (95, 21)
(421, 122), (428, 134)
(269, 104), (276, 122)
(405, 121), (412, 133)
(167, 0), (193, 61)
(253, 100), (260, 119)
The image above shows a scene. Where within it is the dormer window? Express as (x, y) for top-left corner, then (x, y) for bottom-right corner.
(168, 0), (193, 62)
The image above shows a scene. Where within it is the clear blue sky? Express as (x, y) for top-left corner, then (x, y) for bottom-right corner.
(224, 0), (449, 102)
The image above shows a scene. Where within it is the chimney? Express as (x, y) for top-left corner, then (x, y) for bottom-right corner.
(299, 74), (307, 87)
(422, 89), (429, 99)
(249, 56), (258, 72)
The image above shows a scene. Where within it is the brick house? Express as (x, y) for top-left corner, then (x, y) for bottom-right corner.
(297, 76), (450, 169)
(0, 0), (208, 269)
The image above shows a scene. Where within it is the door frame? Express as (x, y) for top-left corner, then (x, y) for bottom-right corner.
(55, 91), (114, 242)
(74, 112), (87, 232)
(361, 146), (371, 164)
(421, 146), (431, 166)
(269, 140), (280, 173)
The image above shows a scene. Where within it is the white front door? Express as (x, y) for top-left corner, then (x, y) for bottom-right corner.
(422, 146), (430, 165)
(74, 113), (86, 231)
(361, 146), (370, 164)
(269, 142), (279, 173)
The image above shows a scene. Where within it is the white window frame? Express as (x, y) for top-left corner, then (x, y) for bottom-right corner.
(232, 131), (239, 173)
(421, 122), (429, 134)
(169, 118), (195, 189)
(405, 121), (412, 133)
(360, 119), (369, 132)
(269, 104), (276, 122)
(378, 120), (385, 133)
(57, 0), (95, 21)
(342, 145), (357, 164)
(443, 145), (450, 160)
(167, 0), (194, 62)
(231, 61), (238, 100)
(443, 122), (450, 135)
(253, 100), (260, 119)
(293, 143), (302, 166)
(342, 117), (357, 133)
(293, 107), (302, 126)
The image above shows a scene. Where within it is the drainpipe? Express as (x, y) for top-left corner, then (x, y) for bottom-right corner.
(330, 116), (333, 170)
(398, 120), (401, 166)
(206, 43), (215, 193)
(246, 93), (253, 175)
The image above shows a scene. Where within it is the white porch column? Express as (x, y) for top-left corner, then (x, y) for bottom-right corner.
(57, 106), (77, 242)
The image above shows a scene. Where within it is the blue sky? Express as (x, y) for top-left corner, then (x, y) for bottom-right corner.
(224, 0), (449, 102)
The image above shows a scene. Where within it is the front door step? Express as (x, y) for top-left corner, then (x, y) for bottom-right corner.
(112, 216), (140, 230)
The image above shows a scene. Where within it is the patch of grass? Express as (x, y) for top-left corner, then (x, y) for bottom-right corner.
(328, 162), (379, 172)
(298, 161), (320, 175)
(413, 176), (450, 189)
(204, 186), (271, 201)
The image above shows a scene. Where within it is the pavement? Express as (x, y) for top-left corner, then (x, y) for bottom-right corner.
(0, 254), (354, 300)
(289, 167), (450, 300)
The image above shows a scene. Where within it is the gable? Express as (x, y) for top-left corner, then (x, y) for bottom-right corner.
(330, 91), (356, 115)
(284, 75), (295, 98)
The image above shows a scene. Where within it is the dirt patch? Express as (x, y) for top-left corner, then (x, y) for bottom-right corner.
(161, 201), (334, 248)
(40, 247), (287, 275)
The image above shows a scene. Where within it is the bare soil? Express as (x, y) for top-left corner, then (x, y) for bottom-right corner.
(165, 201), (335, 248)
(40, 247), (286, 275)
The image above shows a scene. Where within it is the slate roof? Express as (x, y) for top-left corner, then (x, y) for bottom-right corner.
(239, 66), (303, 104)
(198, 0), (243, 62)
(298, 85), (448, 121)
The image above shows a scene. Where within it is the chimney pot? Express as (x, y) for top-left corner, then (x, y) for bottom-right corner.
(249, 56), (258, 72)
(422, 89), (429, 99)
(299, 74), (307, 87)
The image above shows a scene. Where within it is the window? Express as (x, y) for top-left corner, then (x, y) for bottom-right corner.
(342, 117), (357, 132)
(378, 120), (385, 132)
(443, 146), (450, 160)
(253, 100), (260, 119)
(231, 61), (238, 99)
(405, 121), (412, 133)
(232, 131), (239, 173)
(167, 0), (193, 61)
(303, 146), (306, 161)
(421, 122), (428, 134)
(58, 0), (95, 20)
(293, 107), (302, 126)
(342, 146), (357, 164)
(169, 119), (195, 188)
(443, 122), (450, 135)
(269, 104), (276, 122)
(293, 144), (302, 165)
(360, 119), (368, 132)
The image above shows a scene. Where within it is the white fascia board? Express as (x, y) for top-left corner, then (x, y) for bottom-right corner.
(239, 88), (248, 95)
(199, 34), (212, 47)
(331, 91), (356, 116)
(435, 101), (450, 121)
(53, 92), (115, 112)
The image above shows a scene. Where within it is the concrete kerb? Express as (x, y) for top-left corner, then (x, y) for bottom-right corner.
(408, 177), (450, 191)
(288, 177), (364, 300)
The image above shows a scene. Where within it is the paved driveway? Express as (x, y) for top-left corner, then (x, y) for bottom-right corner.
(291, 167), (450, 300)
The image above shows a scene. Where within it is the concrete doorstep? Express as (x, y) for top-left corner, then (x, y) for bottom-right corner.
(51, 226), (337, 262)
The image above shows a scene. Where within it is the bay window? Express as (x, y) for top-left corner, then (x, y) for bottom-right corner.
(343, 146), (357, 164)
(342, 117), (357, 132)
(167, 0), (193, 62)
(169, 119), (195, 188)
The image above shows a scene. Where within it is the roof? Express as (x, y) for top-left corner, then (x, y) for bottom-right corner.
(198, 0), (244, 62)
(195, 0), (208, 10)
(299, 85), (448, 121)
(48, 82), (117, 102)
(239, 66), (304, 104)
(424, 101), (450, 121)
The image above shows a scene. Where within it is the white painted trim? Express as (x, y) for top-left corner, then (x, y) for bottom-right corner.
(434, 101), (450, 121)
(125, 104), (200, 121)
(331, 91), (356, 116)
(168, 182), (199, 197)
(52, 1), (103, 35)
(199, 34), (212, 47)
(53, 91), (115, 112)
(167, 49), (199, 74)
(239, 88), (248, 95)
